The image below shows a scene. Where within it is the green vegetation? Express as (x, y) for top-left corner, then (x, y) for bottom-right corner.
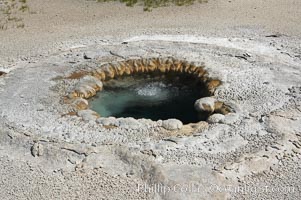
(19, 4), (29, 12)
(96, 0), (208, 11)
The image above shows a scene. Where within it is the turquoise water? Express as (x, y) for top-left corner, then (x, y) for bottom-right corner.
(90, 74), (207, 124)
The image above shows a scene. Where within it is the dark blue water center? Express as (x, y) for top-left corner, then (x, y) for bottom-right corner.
(90, 74), (208, 124)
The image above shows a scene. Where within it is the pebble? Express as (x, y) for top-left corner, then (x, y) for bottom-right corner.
(194, 97), (216, 113)
(207, 114), (225, 124)
(162, 119), (183, 130)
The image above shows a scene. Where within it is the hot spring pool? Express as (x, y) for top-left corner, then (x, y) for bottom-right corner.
(90, 73), (208, 124)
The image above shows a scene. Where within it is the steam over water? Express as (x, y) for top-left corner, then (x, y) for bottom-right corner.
(135, 82), (179, 101)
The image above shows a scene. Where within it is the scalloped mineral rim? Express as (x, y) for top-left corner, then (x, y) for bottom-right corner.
(66, 57), (230, 128)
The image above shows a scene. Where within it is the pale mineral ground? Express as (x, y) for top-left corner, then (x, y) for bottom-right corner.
(0, 0), (301, 199)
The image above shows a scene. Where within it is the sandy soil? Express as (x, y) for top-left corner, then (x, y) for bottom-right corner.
(1, 0), (301, 69)
(0, 0), (301, 199)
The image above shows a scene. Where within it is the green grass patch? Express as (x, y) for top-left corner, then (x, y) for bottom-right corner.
(96, 0), (208, 11)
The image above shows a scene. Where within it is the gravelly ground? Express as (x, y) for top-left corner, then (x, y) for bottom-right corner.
(0, 0), (301, 199)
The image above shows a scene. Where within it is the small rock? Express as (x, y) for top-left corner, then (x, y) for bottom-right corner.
(31, 143), (44, 157)
(207, 114), (225, 124)
(162, 119), (183, 130)
(259, 115), (266, 123)
(292, 141), (301, 149)
(163, 137), (180, 144)
(36, 104), (44, 111)
(292, 148), (300, 154)
(270, 145), (281, 150)
(117, 117), (142, 129)
(222, 113), (239, 124)
(83, 51), (99, 60)
(157, 120), (163, 126)
(0, 71), (7, 76)
(266, 33), (283, 38)
(194, 97), (216, 113)
(140, 149), (156, 157)
(275, 154), (282, 160)
(96, 117), (116, 126)
(83, 53), (91, 59)
(224, 165), (235, 170)
(77, 109), (100, 122)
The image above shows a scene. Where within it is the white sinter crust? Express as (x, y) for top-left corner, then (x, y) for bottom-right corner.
(0, 33), (301, 199)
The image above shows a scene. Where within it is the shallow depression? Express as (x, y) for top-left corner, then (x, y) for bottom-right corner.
(90, 73), (208, 124)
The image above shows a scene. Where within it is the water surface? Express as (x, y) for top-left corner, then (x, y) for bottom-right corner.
(90, 74), (208, 124)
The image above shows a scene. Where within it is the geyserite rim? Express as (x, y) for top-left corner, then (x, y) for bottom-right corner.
(65, 57), (230, 127)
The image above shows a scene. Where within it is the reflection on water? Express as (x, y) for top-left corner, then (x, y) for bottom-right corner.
(96, 0), (208, 11)
(90, 74), (208, 124)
